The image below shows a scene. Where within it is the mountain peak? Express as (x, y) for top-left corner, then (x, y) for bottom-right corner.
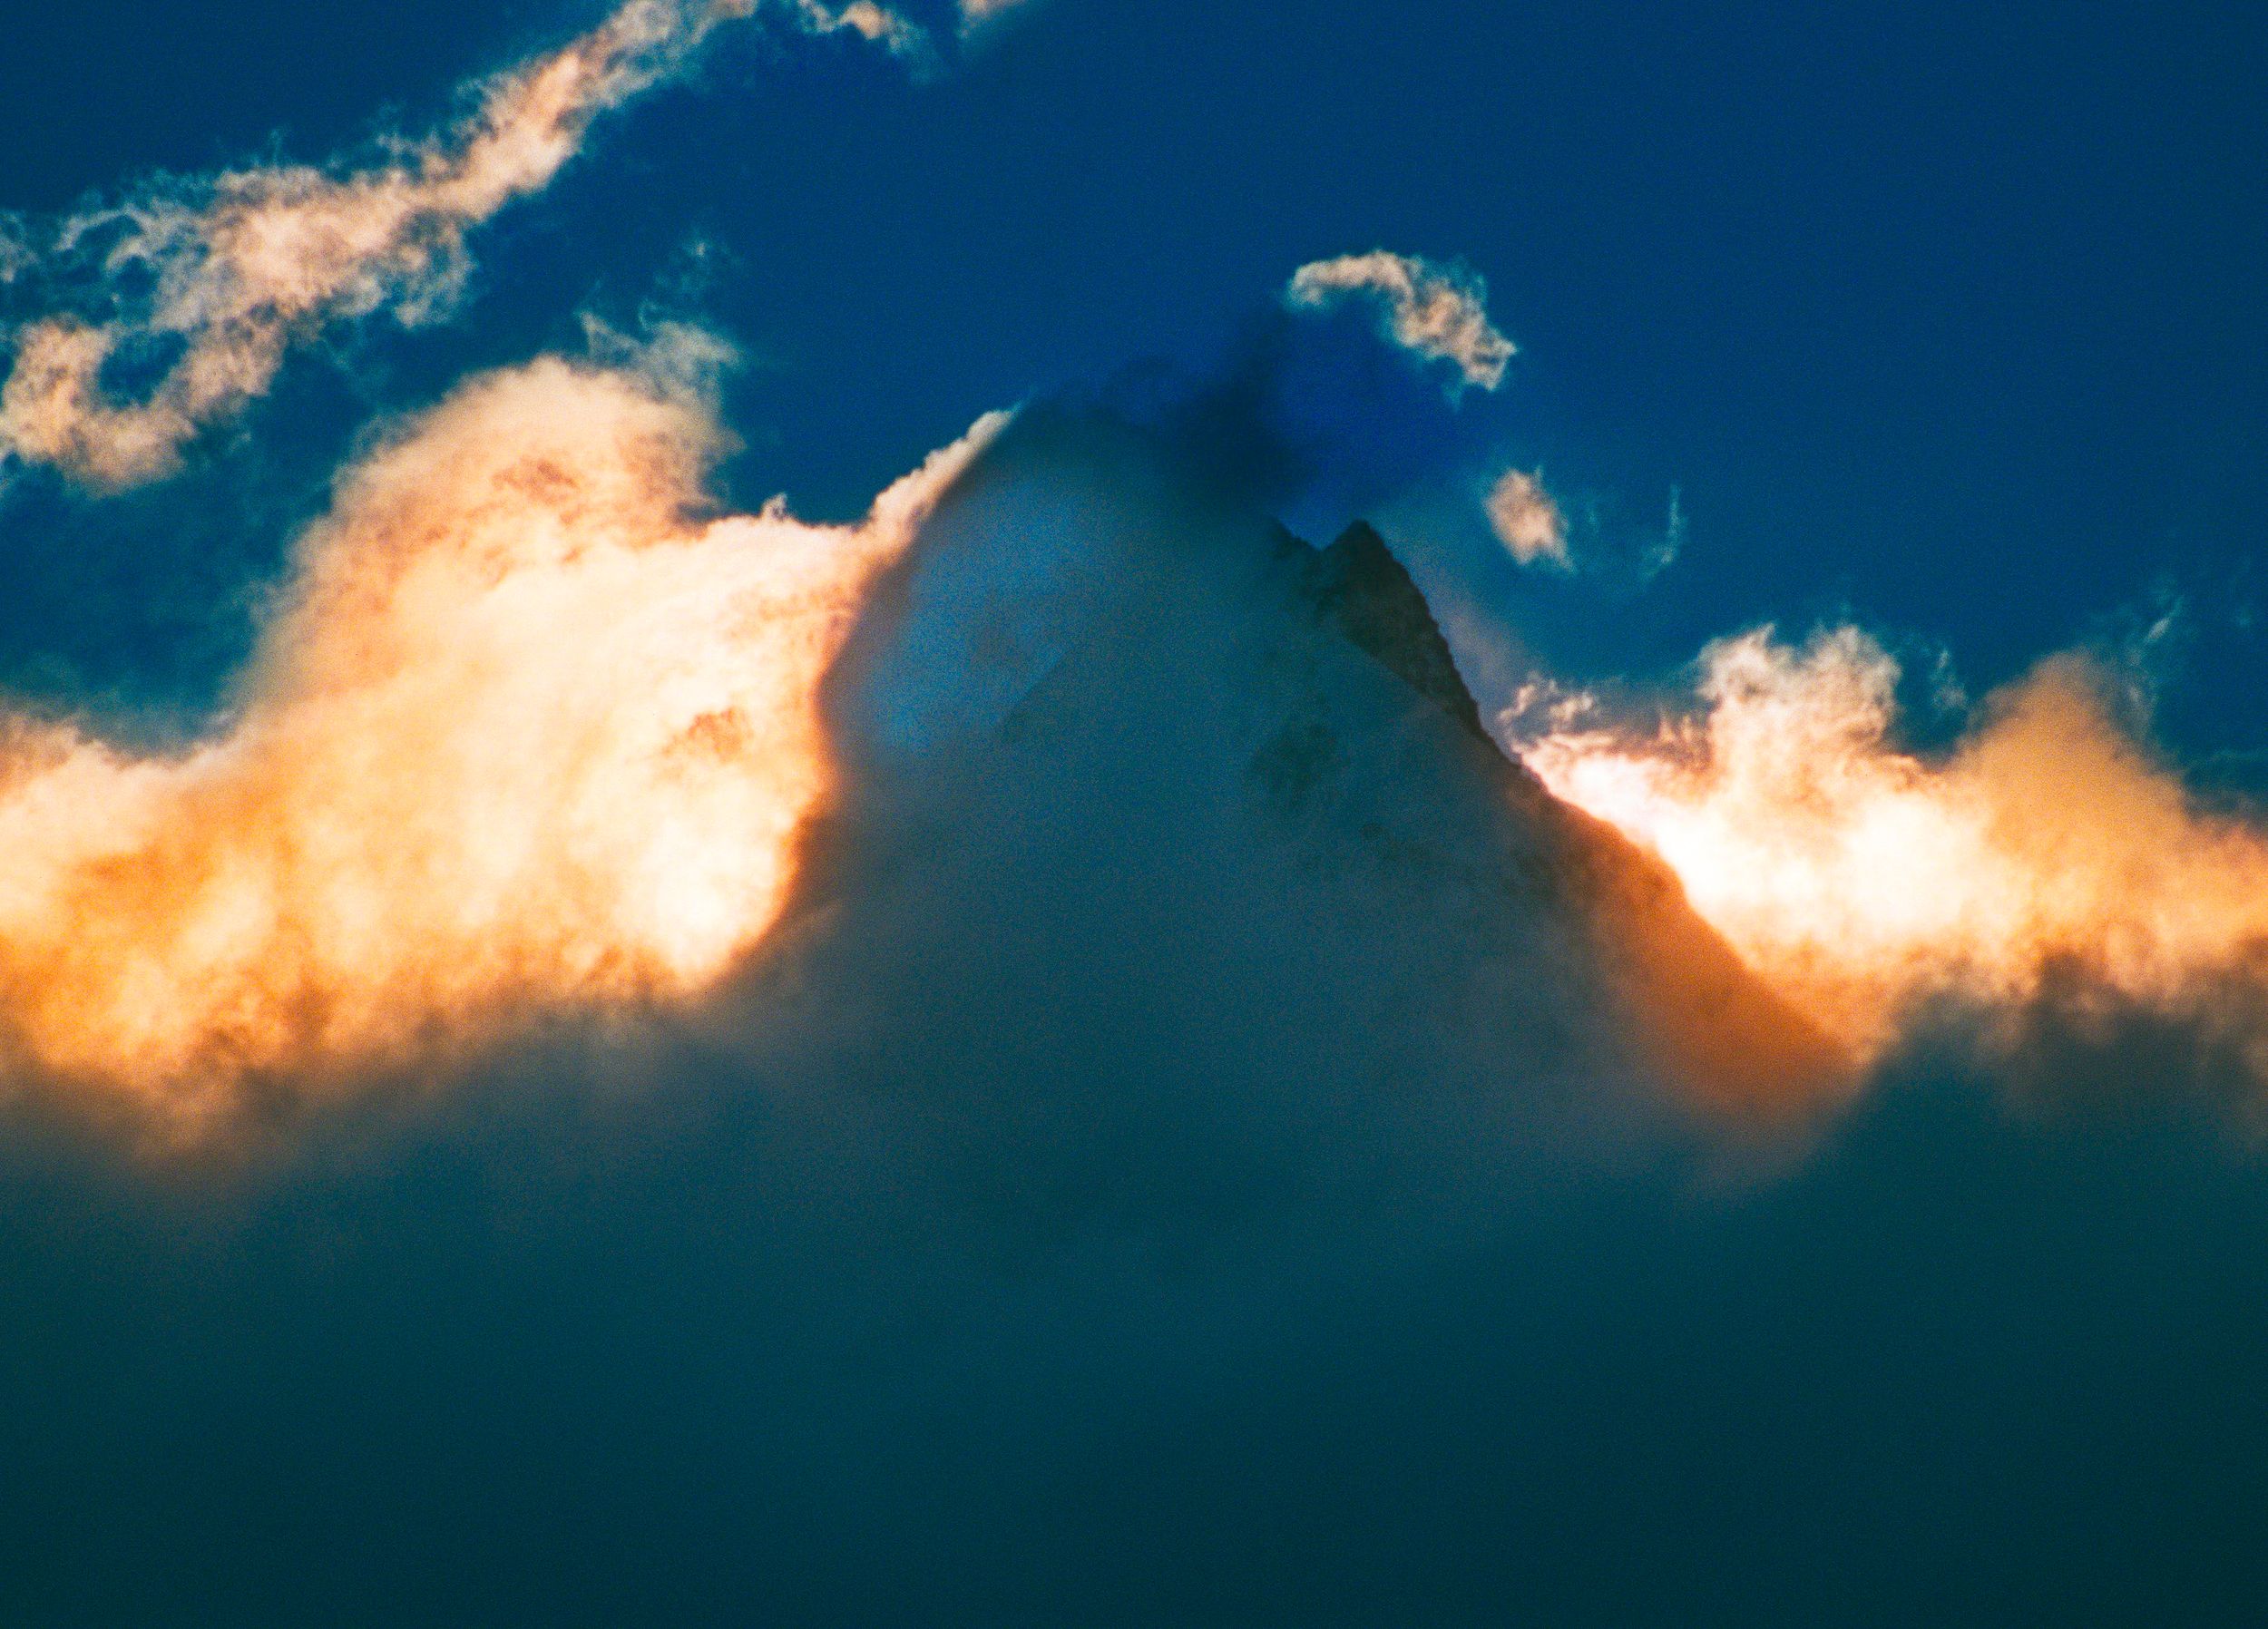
(825, 424), (1844, 1123)
(1298, 522), (1488, 742)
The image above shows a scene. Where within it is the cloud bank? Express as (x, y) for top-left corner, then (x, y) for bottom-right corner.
(0, 399), (2261, 1628)
(0, 348), (998, 1117)
(1513, 626), (2268, 1081)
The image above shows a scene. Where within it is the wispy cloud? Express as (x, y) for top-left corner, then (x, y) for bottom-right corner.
(1286, 251), (1515, 393)
(0, 0), (996, 489)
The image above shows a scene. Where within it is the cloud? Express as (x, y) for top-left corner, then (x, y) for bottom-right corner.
(0, 404), (2259, 1628)
(0, 0), (973, 490)
(1485, 467), (1569, 567)
(0, 363), (1840, 1141)
(957, 0), (1037, 25)
(5, 15), (2266, 1624)
(1286, 251), (1516, 394)
(0, 347), (1001, 1119)
(1511, 624), (2268, 1078)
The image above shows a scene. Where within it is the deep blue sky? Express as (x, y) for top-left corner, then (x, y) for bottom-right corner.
(3, 0), (2264, 752)
(4, 0), (2268, 753)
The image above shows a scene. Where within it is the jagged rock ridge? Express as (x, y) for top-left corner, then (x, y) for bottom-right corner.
(806, 409), (1843, 1156)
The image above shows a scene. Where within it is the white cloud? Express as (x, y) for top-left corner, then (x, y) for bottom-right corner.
(1286, 250), (1515, 393)
(1485, 467), (1568, 567)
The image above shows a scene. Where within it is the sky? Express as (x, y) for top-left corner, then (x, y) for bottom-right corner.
(1, 1), (2267, 1621)
(5, 0), (2264, 720)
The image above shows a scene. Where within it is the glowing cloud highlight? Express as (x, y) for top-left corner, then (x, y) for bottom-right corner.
(0, 355), (1001, 1116)
(1513, 628), (2268, 1078)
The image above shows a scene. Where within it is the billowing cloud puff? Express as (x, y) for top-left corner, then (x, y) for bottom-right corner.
(0, 0), (982, 490)
(1486, 467), (1568, 567)
(1286, 251), (1516, 393)
(0, 348), (1001, 1119)
(1512, 626), (2268, 1074)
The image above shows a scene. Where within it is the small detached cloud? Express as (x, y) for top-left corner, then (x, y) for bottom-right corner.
(1286, 251), (1515, 394)
(1485, 467), (1569, 568)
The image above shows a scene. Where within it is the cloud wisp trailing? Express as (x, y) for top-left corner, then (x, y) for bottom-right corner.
(0, 0), (1015, 490)
(1286, 251), (1516, 395)
(0, 348), (1001, 1117)
(1511, 626), (2268, 1082)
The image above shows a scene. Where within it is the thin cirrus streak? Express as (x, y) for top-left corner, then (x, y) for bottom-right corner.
(1511, 626), (2268, 1083)
(0, 0), (1025, 489)
(0, 352), (1004, 1118)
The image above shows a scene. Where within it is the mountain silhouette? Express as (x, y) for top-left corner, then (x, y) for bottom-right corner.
(786, 408), (1843, 1204)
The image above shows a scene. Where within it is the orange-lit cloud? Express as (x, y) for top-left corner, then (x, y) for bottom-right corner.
(0, 0), (993, 488)
(0, 352), (1002, 1118)
(1512, 627), (2268, 1082)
